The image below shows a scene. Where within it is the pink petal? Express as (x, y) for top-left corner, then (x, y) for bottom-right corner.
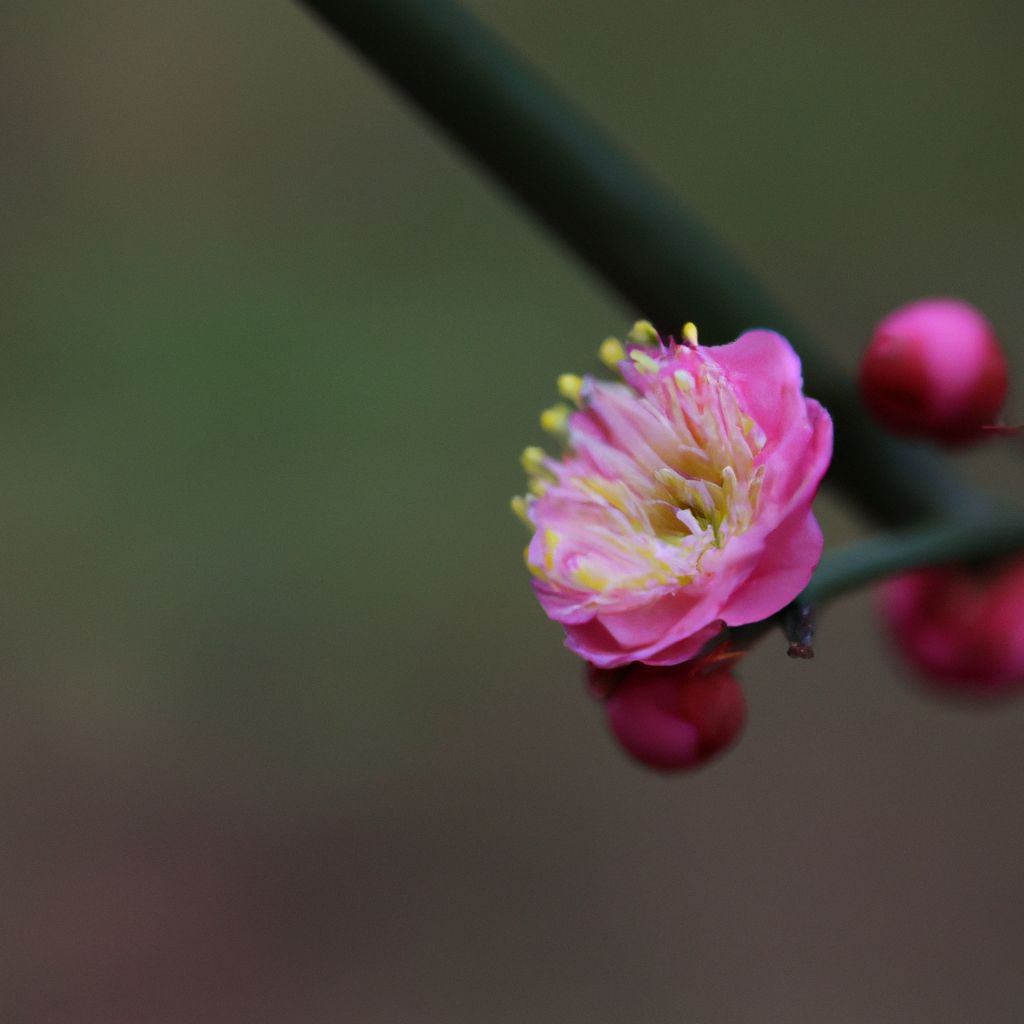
(759, 399), (834, 516)
(709, 330), (806, 439)
(720, 507), (823, 625)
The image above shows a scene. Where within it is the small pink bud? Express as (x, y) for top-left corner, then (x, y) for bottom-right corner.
(860, 298), (1009, 444)
(592, 659), (746, 771)
(879, 556), (1024, 697)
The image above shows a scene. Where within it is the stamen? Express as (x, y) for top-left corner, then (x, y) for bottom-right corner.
(598, 337), (626, 368)
(682, 322), (699, 348)
(627, 320), (659, 346)
(520, 445), (548, 475)
(721, 465), (737, 503)
(629, 350), (660, 374)
(540, 404), (570, 435)
(557, 373), (584, 405)
(509, 495), (530, 523)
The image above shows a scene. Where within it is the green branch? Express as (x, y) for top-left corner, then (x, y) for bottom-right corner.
(296, 0), (989, 526)
(802, 509), (1024, 606)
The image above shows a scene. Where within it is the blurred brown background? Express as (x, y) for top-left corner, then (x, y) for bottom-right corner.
(2, 2), (1024, 1021)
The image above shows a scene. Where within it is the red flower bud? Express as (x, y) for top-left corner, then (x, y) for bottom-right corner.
(880, 557), (1024, 697)
(860, 298), (1009, 444)
(590, 659), (746, 771)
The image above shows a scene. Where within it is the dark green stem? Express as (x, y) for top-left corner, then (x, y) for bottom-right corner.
(802, 509), (1024, 605)
(296, 0), (988, 526)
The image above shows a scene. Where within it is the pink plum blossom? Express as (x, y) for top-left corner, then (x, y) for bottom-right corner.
(590, 656), (747, 772)
(860, 298), (1009, 444)
(515, 323), (833, 667)
(880, 557), (1024, 697)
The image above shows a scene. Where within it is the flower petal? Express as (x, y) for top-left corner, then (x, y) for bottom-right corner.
(720, 507), (824, 625)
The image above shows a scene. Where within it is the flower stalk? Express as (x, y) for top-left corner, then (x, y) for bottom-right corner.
(801, 509), (1024, 607)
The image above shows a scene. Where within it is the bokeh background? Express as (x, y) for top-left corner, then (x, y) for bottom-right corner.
(3, 2), (1024, 1021)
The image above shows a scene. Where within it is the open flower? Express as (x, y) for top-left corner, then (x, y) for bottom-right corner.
(514, 323), (833, 667)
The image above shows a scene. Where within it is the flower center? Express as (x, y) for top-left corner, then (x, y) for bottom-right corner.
(517, 334), (767, 599)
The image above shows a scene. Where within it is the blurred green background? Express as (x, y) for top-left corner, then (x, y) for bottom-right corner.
(3, 2), (1024, 1020)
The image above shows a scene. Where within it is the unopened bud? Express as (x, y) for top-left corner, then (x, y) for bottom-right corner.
(596, 661), (746, 772)
(879, 556), (1024, 698)
(859, 298), (1009, 444)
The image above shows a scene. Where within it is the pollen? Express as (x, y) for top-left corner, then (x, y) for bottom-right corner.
(557, 373), (584, 405)
(520, 445), (547, 475)
(627, 320), (659, 345)
(509, 495), (530, 523)
(682, 322), (699, 347)
(599, 336), (626, 368)
(540, 404), (570, 435)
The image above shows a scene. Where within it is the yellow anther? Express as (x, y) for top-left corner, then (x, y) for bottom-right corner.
(510, 495), (530, 523)
(682, 321), (699, 347)
(630, 349), (660, 374)
(520, 445), (547, 475)
(572, 565), (608, 591)
(557, 373), (584, 405)
(540, 403), (570, 435)
(627, 319), (659, 345)
(599, 336), (626, 368)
